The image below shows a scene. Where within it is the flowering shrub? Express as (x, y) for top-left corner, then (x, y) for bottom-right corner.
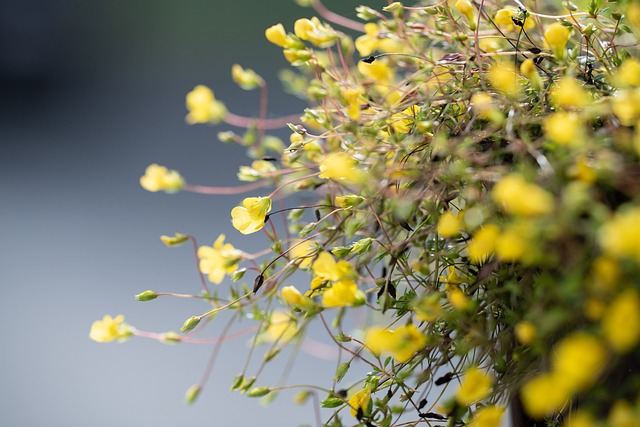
(91, 0), (640, 426)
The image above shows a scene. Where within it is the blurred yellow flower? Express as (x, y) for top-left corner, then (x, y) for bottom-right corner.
(612, 89), (640, 126)
(469, 405), (505, 427)
(613, 59), (640, 88)
(455, 0), (476, 29)
(599, 206), (640, 263)
(487, 62), (521, 97)
(185, 85), (227, 124)
(468, 224), (500, 264)
(231, 64), (263, 90)
(602, 288), (640, 353)
(448, 288), (471, 310)
(544, 23), (570, 59)
(494, 7), (535, 31)
(455, 367), (494, 406)
(290, 239), (316, 269)
(563, 410), (596, 427)
(281, 285), (304, 305)
(318, 152), (365, 183)
(544, 112), (584, 147)
(197, 234), (241, 284)
(521, 372), (571, 419)
(364, 324), (426, 363)
(348, 388), (371, 418)
(414, 294), (444, 322)
(608, 400), (640, 427)
(492, 174), (554, 217)
(312, 251), (356, 282)
(231, 196), (272, 234)
(515, 321), (536, 346)
(160, 232), (189, 247)
(550, 77), (591, 108)
(263, 311), (297, 343)
(438, 211), (463, 237)
(552, 332), (607, 392)
(140, 164), (185, 193)
(89, 314), (131, 343)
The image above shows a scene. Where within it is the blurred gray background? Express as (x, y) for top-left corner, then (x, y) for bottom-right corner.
(0, 1), (365, 426)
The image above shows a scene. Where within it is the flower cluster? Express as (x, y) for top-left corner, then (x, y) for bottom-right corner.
(93, 1), (640, 426)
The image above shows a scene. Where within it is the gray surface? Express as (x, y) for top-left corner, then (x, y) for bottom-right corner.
(0, 1), (364, 425)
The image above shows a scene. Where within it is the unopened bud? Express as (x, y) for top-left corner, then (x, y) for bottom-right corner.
(180, 316), (201, 333)
(135, 290), (158, 302)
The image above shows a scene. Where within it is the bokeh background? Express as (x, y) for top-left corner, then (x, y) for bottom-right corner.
(0, 1), (364, 426)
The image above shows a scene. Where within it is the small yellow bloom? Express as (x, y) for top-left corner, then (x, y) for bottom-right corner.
(231, 64), (263, 90)
(89, 314), (131, 343)
(342, 87), (364, 121)
(185, 85), (227, 124)
(455, 0), (476, 30)
(494, 7), (535, 31)
(231, 196), (272, 234)
(521, 372), (571, 419)
(263, 311), (297, 343)
(550, 77), (591, 108)
(294, 17), (337, 47)
(318, 152), (365, 183)
(140, 164), (185, 193)
(552, 332), (608, 392)
(608, 400), (640, 427)
(265, 23), (288, 47)
(478, 37), (502, 53)
(312, 251), (356, 282)
(515, 321), (536, 345)
(487, 62), (521, 97)
(358, 60), (393, 84)
(602, 288), (640, 353)
(599, 206), (640, 263)
(545, 23), (570, 59)
(471, 92), (502, 122)
(495, 225), (527, 262)
(613, 59), (640, 88)
(348, 388), (372, 418)
(364, 326), (395, 356)
(289, 239), (316, 269)
(520, 59), (542, 90)
(455, 367), (493, 406)
(160, 232), (189, 247)
(612, 89), (640, 126)
(281, 286), (304, 305)
(544, 112), (584, 147)
(563, 410), (597, 427)
(448, 288), (471, 311)
(364, 324), (426, 363)
(492, 174), (554, 217)
(322, 280), (364, 307)
(469, 405), (505, 427)
(355, 22), (381, 56)
(467, 224), (500, 264)
(197, 234), (241, 284)
(438, 211), (463, 237)
(414, 294), (444, 322)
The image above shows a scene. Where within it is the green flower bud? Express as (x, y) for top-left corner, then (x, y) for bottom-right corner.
(247, 386), (271, 397)
(135, 290), (158, 302)
(161, 331), (182, 344)
(180, 316), (201, 333)
(185, 384), (201, 404)
(352, 238), (373, 255)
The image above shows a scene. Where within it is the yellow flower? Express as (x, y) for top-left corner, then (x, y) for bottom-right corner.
(312, 251), (356, 282)
(469, 406), (505, 427)
(231, 196), (272, 234)
(551, 332), (608, 392)
(160, 232), (189, 247)
(185, 85), (227, 124)
(563, 410), (596, 427)
(487, 62), (521, 97)
(612, 89), (640, 126)
(289, 239), (316, 269)
(263, 311), (298, 343)
(455, 0), (476, 30)
(318, 152), (365, 183)
(448, 288), (471, 311)
(471, 92), (502, 122)
(358, 59), (393, 84)
(602, 288), (640, 353)
(364, 324), (426, 363)
(599, 206), (640, 263)
(467, 224), (500, 264)
(608, 400), (640, 427)
(355, 22), (381, 56)
(89, 314), (131, 343)
(438, 211), (463, 237)
(414, 294), (444, 322)
(544, 112), (584, 147)
(613, 59), (640, 88)
(478, 37), (502, 53)
(231, 64), (263, 90)
(281, 285), (304, 305)
(492, 174), (554, 217)
(265, 23), (288, 47)
(322, 280), (364, 307)
(515, 321), (536, 345)
(550, 77), (591, 108)
(545, 23), (570, 59)
(140, 164), (185, 193)
(348, 388), (372, 418)
(494, 7), (535, 31)
(197, 234), (241, 284)
(342, 87), (364, 121)
(294, 17), (337, 47)
(455, 367), (494, 406)
(495, 225), (527, 262)
(521, 372), (571, 419)
(520, 59), (542, 90)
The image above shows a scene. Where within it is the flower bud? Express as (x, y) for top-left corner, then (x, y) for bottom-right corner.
(185, 384), (201, 404)
(180, 316), (201, 333)
(135, 290), (158, 302)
